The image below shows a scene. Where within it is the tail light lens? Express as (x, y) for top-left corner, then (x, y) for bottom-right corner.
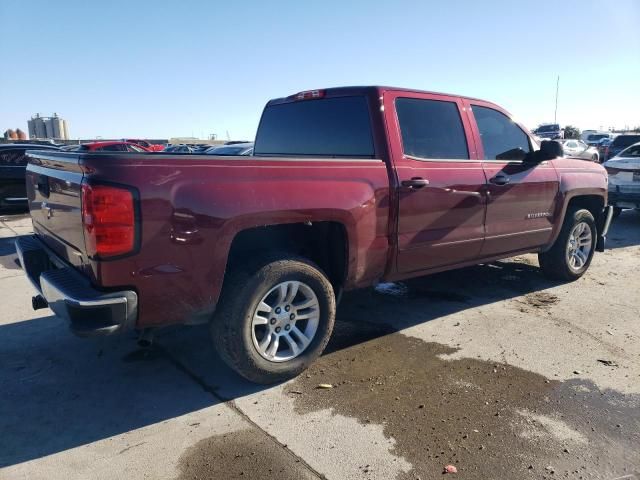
(82, 183), (136, 258)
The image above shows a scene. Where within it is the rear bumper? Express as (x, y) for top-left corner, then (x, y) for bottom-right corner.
(15, 235), (138, 337)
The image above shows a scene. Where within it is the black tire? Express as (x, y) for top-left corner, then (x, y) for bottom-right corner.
(538, 207), (597, 281)
(591, 154), (598, 162)
(612, 207), (623, 218)
(211, 256), (336, 384)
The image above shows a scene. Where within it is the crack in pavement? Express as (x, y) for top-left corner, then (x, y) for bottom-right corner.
(154, 344), (326, 480)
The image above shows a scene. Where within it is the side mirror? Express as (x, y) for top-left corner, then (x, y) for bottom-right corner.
(539, 140), (563, 160)
(524, 140), (563, 164)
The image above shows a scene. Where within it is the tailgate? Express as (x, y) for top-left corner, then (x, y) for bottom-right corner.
(26, 151), (86, 267)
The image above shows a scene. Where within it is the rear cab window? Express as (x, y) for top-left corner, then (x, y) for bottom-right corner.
(254, 96), (375, 157)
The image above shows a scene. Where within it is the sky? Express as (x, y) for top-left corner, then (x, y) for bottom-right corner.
(1, 0), (639, 140)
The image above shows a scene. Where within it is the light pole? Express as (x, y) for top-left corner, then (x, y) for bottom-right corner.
(554, 75), (560, 125)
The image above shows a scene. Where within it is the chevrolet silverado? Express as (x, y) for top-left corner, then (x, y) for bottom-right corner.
(17, 86), (613, 383)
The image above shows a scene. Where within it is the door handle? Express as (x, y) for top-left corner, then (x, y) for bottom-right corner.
(489, 174), (510, 186)
(401, 177), (429, 189)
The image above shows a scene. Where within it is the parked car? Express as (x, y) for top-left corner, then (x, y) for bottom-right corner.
(604, 142), (640, 217)
(191, 144), (216, 154)
(534, 123), (564, 140)
(205, 142), (254, 155)
(560, 139), (599, 162)
(606, 134), (640, 161)
(584, 132), (613, 147)
(63, 141), (150, 152)
(18, 86), (612, 384)
(0, 143), (60, 209)
(598, 138), (614, 163)
(580, 130), (599, 142)
(164, 144), (193, 153)
(122, 139), (165, 152)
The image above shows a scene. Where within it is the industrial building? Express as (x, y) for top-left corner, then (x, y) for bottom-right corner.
(27, 114), (69, 140)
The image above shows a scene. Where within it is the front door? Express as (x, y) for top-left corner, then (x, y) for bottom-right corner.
(385, 91), (487, 274)
(465, 101), (559, 256)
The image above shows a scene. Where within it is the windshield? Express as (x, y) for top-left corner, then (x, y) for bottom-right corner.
(618, 144), (640, 157)
(536, 124), (560, 133)
(254, 96), (375, 157)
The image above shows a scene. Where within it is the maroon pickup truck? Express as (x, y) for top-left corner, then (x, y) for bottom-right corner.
(17, 86), (613, 383)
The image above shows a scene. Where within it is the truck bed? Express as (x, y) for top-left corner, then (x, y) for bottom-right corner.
(25, 150), (391, 328)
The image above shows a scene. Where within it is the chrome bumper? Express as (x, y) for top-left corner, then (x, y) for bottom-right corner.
(15, 235), (138, 337)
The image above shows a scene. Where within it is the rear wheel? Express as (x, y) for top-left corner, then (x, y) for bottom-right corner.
(539, 207), (596, 281)
(211, 256), (336, 384)
(591, 154), (598, 162)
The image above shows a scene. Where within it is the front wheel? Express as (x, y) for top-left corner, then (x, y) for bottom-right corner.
(211, 256), (336, 384)
(539, 207), (597, 281)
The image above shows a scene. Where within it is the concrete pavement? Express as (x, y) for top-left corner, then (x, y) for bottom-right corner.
(1, 211), (638, 479)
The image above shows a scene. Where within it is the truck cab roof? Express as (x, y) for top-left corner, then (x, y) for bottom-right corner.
(268, 86), (503, 110)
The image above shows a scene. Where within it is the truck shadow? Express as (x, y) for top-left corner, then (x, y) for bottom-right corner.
(158, 256), (563, 401)
(0, 315), (217, 468)
(0, 248), (626, 467)
(0, 256), (557, 467)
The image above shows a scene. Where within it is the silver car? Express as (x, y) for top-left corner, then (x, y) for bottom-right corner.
(604, 142), (640, 217)
(205, 142), (254, 156)
(561, 139), (599, 162)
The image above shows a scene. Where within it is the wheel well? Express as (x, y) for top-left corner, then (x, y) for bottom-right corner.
(227, 222), (348, 290)
(567, 195), (605, 226)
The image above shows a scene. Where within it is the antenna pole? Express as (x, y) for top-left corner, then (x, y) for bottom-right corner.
(554, 75), (560, 124)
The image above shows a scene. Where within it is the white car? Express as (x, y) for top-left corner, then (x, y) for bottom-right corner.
(561, 139), (599, 162)
(603, 142), (640, 217)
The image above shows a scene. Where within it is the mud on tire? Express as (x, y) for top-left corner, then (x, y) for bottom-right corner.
(211, 256), (336, 384)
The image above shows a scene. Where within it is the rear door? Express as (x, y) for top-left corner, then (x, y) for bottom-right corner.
(465, 101), (559, 256)
(384, 91), (487, 273)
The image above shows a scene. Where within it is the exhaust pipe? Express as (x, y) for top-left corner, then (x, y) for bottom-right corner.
(32, 295), (48, 310)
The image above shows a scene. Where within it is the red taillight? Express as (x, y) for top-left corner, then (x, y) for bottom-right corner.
(291, 89), (325, 101)
(81, 183), (136, 258)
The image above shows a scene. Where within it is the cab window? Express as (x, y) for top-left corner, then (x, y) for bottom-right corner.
(472, 105), (531, 161)
(395, 97), (469, 160)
